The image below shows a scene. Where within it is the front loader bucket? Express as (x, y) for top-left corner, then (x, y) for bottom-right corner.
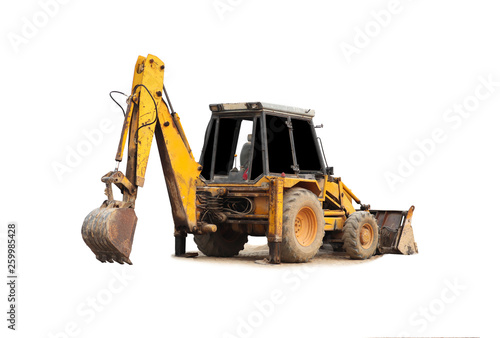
(371, 206), (418, 255)
(81, 205), (138, 264)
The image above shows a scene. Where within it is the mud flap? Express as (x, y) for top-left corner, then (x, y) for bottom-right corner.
(82, 205), (138, 264)
(371, 206), (418, 255)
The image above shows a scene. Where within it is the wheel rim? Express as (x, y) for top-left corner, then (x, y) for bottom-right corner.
(360, 223), (374, 249)
(294, 207), (317, 247)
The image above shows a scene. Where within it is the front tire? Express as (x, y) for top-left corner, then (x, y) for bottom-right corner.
(194, 226), (248, 257)
(281, 188), (325, 263)
(342, 211), (379, 259)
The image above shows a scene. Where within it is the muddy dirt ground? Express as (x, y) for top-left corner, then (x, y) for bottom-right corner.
(174, 244), (381, 266)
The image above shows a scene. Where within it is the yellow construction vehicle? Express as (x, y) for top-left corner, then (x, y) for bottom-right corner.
(81, 54), (417, 264)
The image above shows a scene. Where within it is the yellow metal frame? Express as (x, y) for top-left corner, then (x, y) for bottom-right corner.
(196, 174), (361, 235)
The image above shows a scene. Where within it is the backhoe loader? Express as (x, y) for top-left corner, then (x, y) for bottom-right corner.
(81, 54), (417, 264)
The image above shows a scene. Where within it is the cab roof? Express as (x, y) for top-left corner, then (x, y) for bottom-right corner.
(209, 102), (315, 118)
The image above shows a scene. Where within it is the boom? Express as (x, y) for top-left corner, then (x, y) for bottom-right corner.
(82, 54), (202, 264)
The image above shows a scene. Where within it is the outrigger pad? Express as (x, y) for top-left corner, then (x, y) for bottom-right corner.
(82, 206), (138, 264)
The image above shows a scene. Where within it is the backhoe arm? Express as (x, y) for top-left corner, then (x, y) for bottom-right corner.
(155, 99), (202, 234)
(81, 54), (201, 264)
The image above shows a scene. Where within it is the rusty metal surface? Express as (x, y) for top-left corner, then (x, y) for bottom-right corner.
(209, 102), (316, 118)
(374, 210), (404, 251)
(102, 171), (135, 195)
(397, 206), (418, 255)
(226, 192), (268, 198)
(198, 185), (269, 192)
(267, 177), (284, 243)
(225, 220), (269, 225)
(372, 206), (417, 255)
(267, 177), (284, 264)
(82, 206), (138, 264)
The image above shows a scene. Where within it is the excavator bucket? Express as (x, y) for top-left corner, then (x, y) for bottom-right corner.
(372, 206), (418, 255)
(81, 205), (138, 264)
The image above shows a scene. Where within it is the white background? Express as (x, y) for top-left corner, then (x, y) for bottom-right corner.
(1, 0), (499, 337)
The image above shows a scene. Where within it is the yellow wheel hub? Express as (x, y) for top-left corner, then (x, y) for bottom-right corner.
(294, 207), (317, 247)
(360, 223), (374, 249)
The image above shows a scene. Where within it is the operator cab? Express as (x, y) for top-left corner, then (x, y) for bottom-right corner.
(199, 102), (327, 183)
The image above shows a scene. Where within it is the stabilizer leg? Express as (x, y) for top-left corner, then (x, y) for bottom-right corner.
(175, 234), (186, 256)
(268, 242), (281, 264)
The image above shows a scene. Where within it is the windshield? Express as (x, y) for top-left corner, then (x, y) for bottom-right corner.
(200, 117), (263, 182)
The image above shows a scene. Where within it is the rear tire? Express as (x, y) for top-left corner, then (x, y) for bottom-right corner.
(342, 211), (379, 260)
(281, 188), (325, 263)
(194, 226), (248, 257)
